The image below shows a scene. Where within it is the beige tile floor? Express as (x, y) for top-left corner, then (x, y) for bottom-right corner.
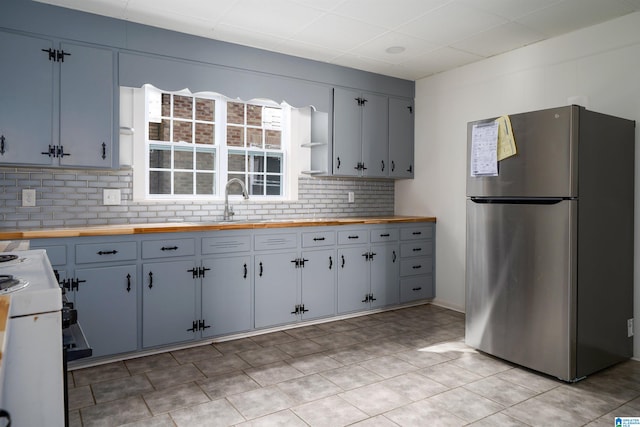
(68, 304), (640, 426)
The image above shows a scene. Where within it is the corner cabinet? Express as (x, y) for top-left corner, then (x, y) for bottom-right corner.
(0, 30), (115, 168)
(333, 88), (388, 177)
(389, 97), (415, 178)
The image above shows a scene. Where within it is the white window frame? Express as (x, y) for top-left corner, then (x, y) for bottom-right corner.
(129, 85), (291, 201)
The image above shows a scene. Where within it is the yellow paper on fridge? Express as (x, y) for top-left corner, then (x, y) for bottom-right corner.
(495, 115), (517, 161)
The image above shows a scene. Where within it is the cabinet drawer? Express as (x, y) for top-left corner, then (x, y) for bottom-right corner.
(142, 238), (195, 259)
(337, 230), (368, 245)
(302, 230), (336, 247)
(400, 241), (433, 258)
(400, 275), (434, 303)
(254, 233), (297, 251)
(400, 257), (433, 276)
(202, 235), (251, 254)
(370, 228), (398, 243)
(400, 225), (433, 241)
(39, 245), (67, 266)
(75, 241), (137, 264)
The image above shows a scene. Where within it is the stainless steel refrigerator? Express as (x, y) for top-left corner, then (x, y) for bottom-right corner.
(465, 105), (635, 381)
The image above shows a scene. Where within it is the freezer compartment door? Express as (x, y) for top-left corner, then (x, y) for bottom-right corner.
(465, 199), (578, 380)
(466, 105), (579, 198)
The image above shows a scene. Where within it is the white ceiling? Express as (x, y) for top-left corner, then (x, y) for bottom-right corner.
(35, 0), (640, 80)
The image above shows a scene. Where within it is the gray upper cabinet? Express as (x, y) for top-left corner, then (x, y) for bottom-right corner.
(389, 97), (415, 178)
(333, 88), (389, 178)
(59, 42), (114, 168)
(0, 30), (115, 168)
(0, 31), (54, 166)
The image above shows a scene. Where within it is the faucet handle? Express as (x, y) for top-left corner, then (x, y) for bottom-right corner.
(228, 206), (235, 217)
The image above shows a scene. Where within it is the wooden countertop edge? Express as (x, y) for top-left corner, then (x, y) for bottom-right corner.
(0, 216), (436, 239)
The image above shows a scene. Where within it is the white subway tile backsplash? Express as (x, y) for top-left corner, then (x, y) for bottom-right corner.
(0, 168), (394, 227)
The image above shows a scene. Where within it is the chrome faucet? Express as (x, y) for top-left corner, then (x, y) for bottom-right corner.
(223, 178), (249, 221)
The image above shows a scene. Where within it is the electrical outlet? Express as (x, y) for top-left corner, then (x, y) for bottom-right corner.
(628, 318), (634, 337)
(348, 191), (355, 203)
(22, 189), (36, 207)
(103, 189), (121, 205)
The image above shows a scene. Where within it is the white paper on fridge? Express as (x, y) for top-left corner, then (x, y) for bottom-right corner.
(470, 121), (499, 177)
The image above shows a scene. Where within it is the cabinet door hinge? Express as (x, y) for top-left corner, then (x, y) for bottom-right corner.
(41, 48), (71, 62)
(198, 319), (211, 331)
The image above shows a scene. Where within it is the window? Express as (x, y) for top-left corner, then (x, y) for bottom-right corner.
(142, 86), (288, 199)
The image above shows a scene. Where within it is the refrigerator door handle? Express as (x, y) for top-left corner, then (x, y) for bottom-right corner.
(469, 197), (567, 205)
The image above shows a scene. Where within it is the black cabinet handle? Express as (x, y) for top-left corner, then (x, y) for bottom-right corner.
(369, 293), (376, 302)
(392, 250), (396, 263)
(187, 320), (198, 332)
(126, 273), (131, 292)
(313, 237), (325, 241)
(97, 250), (118, 255)
(187, 267), (198, 279)
(300, 304), (309, 313)
(243, 263), (247, 279)
(362, 295), (369, 303)
(199, 319), (210, 330)
(259, 262), (263, 277)
(412, 247), (422, 252)
(329, 256), (333, 270)
(381, 160), (385, 172)
(412, 231), (422, 235)
(391, 160), (395, 172)
(412, 265), (422, 269)
(291, 305), (299, 315)
(161, 246), (178, 251)
(101, 142), (106, 160)
(336, 156), (341, 169)
(148, 271), (153, 289)
(42, 145), (56, 157)
(348, 235), (359, 240)
(412, 287), (422, 291)
(407, 164), (413, 173)
(341, 255), (345, 268)
(200, 267), (211, 277)
(0, 135), (5, 155)
(380, 233), (390, 237)
(57, 145), (70, 157)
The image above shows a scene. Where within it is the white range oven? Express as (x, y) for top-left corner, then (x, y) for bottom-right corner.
(0, 249), (65, 426)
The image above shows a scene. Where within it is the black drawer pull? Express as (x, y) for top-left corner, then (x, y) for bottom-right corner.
(148, 271), (153, 289)
(243, 263), (247, 279)
(329, 256), (333, 270)
(313, 237), (325, 241)
(412, 265), (422, 269)
(348, 235), (359, 239)
(412, 231), (422, 235)
(380, 233), (390, 237)
(126, 273), (131, 292)
(412, 247), (422, 252)
(341, 255), (345, 268)
(412, 287), (422, 291)
(259, 262), (263, 277)
(97, 250), (118, 255)
(161, 246), (178, 251)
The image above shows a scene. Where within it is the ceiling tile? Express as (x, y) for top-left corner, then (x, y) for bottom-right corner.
(401, 47), (483, 78)
(276, 39), (347, 63)
(454, 0), (561, 20)
(291, 13), (387, 51)
(331, 0), (449, 29)
(208, 23), (290, 52)
(351, 31), (438, 62)
(396, 2), (508, 44)
(452, 22), (546, 57)
(330, 53), (417, 79)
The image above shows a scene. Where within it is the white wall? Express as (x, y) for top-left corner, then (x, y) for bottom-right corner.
(396, 11), (640, 357)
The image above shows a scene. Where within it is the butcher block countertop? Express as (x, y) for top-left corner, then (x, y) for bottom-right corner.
(0, 216), (436, 239)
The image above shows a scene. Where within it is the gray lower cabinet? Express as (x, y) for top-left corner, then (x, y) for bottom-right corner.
(300, 248), (336, 321)
(255, 251), (299, 328)
(201, 255), (252, 337)
(142, 260), (197, 348)
(74, 265), (137, 357)
(399, 224), (435, 303)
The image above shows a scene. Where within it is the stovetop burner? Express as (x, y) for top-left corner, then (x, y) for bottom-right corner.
(0, 274), (28, 293)
(0, 254), (19, 263)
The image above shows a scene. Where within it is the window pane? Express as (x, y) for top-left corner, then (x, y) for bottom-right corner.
(149, 171), (171, 194)
(266, 153), (282, 173)
(226, 174), (246, 195)
(249, 151), (265, 173)
(149, 145), (171, 168)
(248, 174), (263, 196)
(195, 123), (214, 145)
(227, 102), (244, 124)
(173, 95), (192, 119)
(196, 172), (214, 195)
(196, 149), (215, 170)
(266, 174), (281, 195)
(247, 104), (262, 126)
(195, 98), (214, 121)
(173, 120), (192, 143)
(161, 93), (171, 117)
(265, 130), (281, 149)
(247, 128), (262, 148)
(174, 147), (193, 170)
(227, 126), (244, 147)
(228, 152), (246, 172)
(174, 172), (193, 195)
